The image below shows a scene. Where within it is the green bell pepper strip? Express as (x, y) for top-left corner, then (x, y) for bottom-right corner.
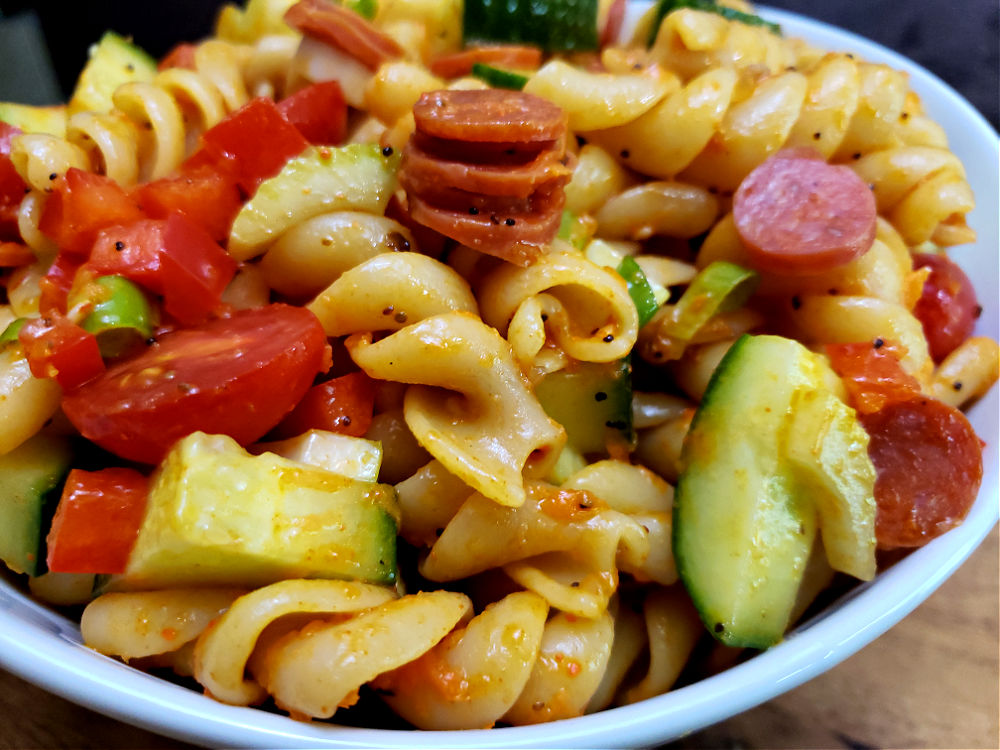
(647, 0), (781, 46)
(470, 63), (529, 91)
(0, 317), (26, 348)
(617, 255), (661, 328)
(656, 260), (758, 358)
(73, 276), (155, 358)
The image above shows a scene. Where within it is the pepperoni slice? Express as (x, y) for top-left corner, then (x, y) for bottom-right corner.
(733, 150), (877, 275)
(429, 45), (542, 79)
(401, 140), (571, 198)
(860, 397), (983, 549)
(284, 0), (402, 70)
(412, 89), (567, 144)
(407, 194), (562, 265)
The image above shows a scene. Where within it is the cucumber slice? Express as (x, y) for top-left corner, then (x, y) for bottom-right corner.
(463, 0), (599, 52)
(0, 433), (73, 576)
(674, 334), (823, 648)
(471, 63), (529, 90)
(647, 0), (781, 46)
(535, 359), (632, 455)
(69, 32), (156, 115)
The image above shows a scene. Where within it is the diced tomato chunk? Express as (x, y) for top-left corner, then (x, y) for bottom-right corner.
(274, 371), (375, 438)
(135, 163), (241, 242)
(46, 468), (149, 574)
(200, 97), (308, 193)
(86, 214), (236, 324)
(277, 81), (348, 146)
(39, 169), (144, 256)
(159, 213), (238, 325)
(38, 251), (85, 314)
(159, 43), (198, 71)
(825, 341), (922, 415)
(0, 122), (26, 241)
(18, 314), (105, 389)
(911, 252), (979, 362)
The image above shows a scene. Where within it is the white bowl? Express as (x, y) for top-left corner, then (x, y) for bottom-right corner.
(1, 5), (997, 748)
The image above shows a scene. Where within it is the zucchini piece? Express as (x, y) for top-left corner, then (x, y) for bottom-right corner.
(114, 432), (399, 590)
(0, 103), (67, 137)
(463, 0), (599, 52)
(471, 63), (529, 90)
(647, 0), (781, 46)
(674, 334), (823, 648)
(0, 433), (72, 576)
(535, 359), (632, 455)
(69, 32), (156, 115)
(785, 388), (877, 581)
(228, 144), (400, 261)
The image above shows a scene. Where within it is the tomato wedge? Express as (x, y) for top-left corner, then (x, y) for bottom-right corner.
(826, 341), (922, 415)
(135, 162), (242, 242)
(861, 397), (983, 549)
(911, 252), (979, 363)
(46, 468), (149, 574)
(38, 168), (144, 256)
(62, 304), (332, 464)
(274, 371), (375, 438)
(277, 81), (348, 146)
(18, 314), (105, 389)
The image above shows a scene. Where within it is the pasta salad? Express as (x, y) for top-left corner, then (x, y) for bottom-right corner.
(0, 0), (995, 732)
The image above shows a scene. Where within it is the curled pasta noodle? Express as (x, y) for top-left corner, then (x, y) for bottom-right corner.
(394, 459), (474, 547)
(348, 313), (565, 507)
(307, 251), (477, 336)
(635, 407), (696, 485)
(80, 589), (245, 660)
(563, 143), (636, 217)
(502, 608), (615, 725)
(586, 599), (646, 712)
(478, 249), (639, 364)
(192, 579), (396, 705)
(364, 408), (432, 484)
(420, 482), (649, 600)
(254, 590), (472, 719)
(594, 181), (719, 240)
(929, 338), (1000, 409)
(375, 591), (549, 730)
(8, 134), (89, 191)
(16, 191), (57, 259)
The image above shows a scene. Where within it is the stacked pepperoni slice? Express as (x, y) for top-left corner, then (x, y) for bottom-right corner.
(399, 90), (572, 266)
(285, 0), (403, 69)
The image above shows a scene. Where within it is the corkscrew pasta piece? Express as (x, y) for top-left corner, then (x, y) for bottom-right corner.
(347, 313), (566, 507)
(0, 345), (62, 455)
(192, 579), (396, 705)
(374, 591), (549, 730)
(478, 248), (639, 365)
(252, 590), (471, 719)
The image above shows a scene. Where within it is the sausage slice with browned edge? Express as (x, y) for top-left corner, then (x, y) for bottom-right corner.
(733, 149), (878, 275)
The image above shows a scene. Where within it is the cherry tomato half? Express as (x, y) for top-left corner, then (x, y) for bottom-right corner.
(62, 304), (332, 464)
(912, 252), (979, 363)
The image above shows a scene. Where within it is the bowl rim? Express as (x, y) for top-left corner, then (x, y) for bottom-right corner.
(1, 4), (997, 748)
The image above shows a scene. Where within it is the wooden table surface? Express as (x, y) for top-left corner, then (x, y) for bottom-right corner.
(1, 526), (996, 750)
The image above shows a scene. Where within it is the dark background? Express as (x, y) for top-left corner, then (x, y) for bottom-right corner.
(0, 0), (997, 128)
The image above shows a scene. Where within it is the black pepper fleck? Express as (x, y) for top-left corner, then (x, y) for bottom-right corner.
(469, 206), (479, 215)
(791, 295), (802, 310)
(115, 241), (125, 251)
(505, 218), (516, 226)
(381, 146), (393, 156)
(382, 306), (394, 315)
(603, 334), (614, 343)
(48, 172), (57, 181)
(394, 311), (408, 323)
(813, 132), (822, 140)
(714, 623), (725, 633)
(852, 152), (862, 160)
(145, 336), (157, 346)
(620, 149), (630, 159)
(974, 305), (983, 318)
(595, 391), (608, 402)
(953, 381), (963, 391)
(873, 338), (885, 349)
(570, 581), (581, 587)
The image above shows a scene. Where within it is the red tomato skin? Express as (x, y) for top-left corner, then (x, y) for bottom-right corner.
(274, 371), (375, 439)
(911, 252), (979, 362)
(38, 251), (85, 314)
(38, 169), (144, 256)
(159, 214), (238, 325)
(200, 97), (309, 193)
(825, 341), (922, 415)
(135, 163), (241, 242)
(277, 81), (348, 146)
(0, 241), (34, 267)
(46, 468), (149, 574)
(18, 315), (105, 389)
(158, 43), (197, 71)
(61, 304), (332, 464)
(87, 219), (167, 292)
(861, 398), (983, 549)
(0, 122), (26, 241)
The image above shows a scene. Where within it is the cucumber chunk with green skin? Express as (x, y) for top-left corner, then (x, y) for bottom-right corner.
(0, 318), (26, 348)
(110, 432), (399, 590)
(228, 144), (400, 261)
(464, 0), (599, 52)
(0, 433), (72, 576)
(535, 359), (632, 455)
(674, 334), (825, 648)
(69, 31), (157, 115)
(617, 255), (660, 328)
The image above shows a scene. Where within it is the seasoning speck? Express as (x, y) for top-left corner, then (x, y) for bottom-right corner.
(505, 218), (516, 226)
(381, 146), (393, 156)
(873, 338), (885, 349)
